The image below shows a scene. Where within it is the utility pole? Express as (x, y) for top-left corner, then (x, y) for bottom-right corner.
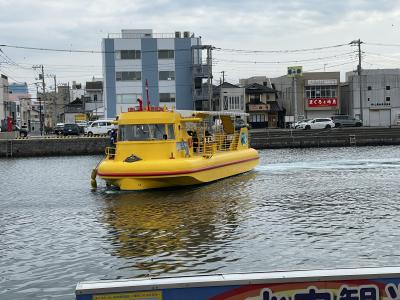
(34, 83), (42, 135)
(33, 65), (46, 135)
(47, 74), (57, 126)
(294, 77), (298, 122)
(350, 39), (363, 121)
(206, 46), (213, 111)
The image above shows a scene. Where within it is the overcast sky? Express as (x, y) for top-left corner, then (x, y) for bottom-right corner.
(1, 0), (400, 94)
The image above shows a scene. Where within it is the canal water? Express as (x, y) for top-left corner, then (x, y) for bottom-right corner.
(1, 146), (400, 299)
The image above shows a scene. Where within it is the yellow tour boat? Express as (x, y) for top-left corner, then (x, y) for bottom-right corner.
(92, 108), (259, 190)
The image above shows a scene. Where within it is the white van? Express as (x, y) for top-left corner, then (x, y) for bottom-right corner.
(85, 119), (115, 136)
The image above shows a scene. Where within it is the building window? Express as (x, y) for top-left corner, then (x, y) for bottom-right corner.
(249, 94), (260, 104)
(386, 97), (391, 102)
(386, 86), (391, 90)
(159, 93), (176, 103)
(223, 96), (228, 110)
(158, 50), (174, 59)
(93, 95), (97, 101)
(367, 86), (372, 90)
(250, 114), (266, 123)
(116, 71), (141, 81)
(305, 85), (336, 98)
(115, 50), (141, 60)
(159, 71), (175, 81)
(116, 93), (142, 104)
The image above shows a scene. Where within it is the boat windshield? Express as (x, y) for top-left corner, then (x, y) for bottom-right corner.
(118, 124), (175, 141)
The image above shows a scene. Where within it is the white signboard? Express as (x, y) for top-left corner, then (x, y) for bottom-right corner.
(307, 79), (337, 86)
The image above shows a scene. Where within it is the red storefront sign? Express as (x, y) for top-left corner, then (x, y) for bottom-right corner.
(308, 98), (337, 107)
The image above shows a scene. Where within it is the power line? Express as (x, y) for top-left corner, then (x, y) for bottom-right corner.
(215, 43), (349, 54)
(365, 42), (400, 47)
(0, 42), (351, 55)
(213, 52), (354, 65)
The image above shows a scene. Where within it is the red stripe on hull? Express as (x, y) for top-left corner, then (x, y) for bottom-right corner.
(98, 156), (259, 178)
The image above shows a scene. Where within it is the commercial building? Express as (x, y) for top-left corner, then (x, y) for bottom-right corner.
(8, 82), (32, 129)
(102, 29), (205, 118)
(271, 72), (341, 122)
(344, 69), (400, 126)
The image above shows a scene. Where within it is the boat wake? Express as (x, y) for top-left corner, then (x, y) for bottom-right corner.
(256, 158), (400, 173)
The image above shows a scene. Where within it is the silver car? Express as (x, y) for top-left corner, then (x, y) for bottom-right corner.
(295, 119), (312, 129)
(303, 118), (335, 130)
(331, 115), (363, 127)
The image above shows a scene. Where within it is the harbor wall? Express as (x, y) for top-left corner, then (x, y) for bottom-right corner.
(0, 128), (399, 157)
(0, 137), (109, 157)
(251, 127), (400, 149)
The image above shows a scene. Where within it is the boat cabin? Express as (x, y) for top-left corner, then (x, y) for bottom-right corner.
(106, 110), (250, 161)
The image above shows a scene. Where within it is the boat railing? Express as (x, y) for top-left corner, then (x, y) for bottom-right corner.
(105, 147), (116, 159)
(193, 131), (240, 157)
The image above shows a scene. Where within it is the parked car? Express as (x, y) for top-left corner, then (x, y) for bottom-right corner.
(331, 115), (362, 127)
(14, 125), (28, 137)
(303, 118), (335, 130)
(54, 123), (65, 135)
(76, 121), (88, 134)
(84, 119), (115, 136)
(292, 119), (311, 129)
(63, 123), (80, 136)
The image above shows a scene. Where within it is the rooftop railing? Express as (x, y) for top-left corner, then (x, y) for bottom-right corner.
(107, 32), (182, 39)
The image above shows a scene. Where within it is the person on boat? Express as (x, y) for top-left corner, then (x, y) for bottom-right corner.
(192, 131), (199, 153)
(110, 128), (117, 147)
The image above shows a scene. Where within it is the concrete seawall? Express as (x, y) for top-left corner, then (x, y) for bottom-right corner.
(0, 136), (109, 157)
(251, 127), (400, 149)
(0, 128), (399, 157)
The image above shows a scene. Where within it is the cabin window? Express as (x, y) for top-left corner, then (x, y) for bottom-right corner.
(168, 124), (175, 139)
(119, 124), (175, 141)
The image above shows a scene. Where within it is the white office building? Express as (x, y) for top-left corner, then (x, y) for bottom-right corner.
(102, 29), (203, 118)
(345, 69), (400, 126)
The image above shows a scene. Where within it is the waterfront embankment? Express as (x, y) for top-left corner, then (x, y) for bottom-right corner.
(251, 127), (400, 149)
(0, 136), (109, 157)
(0, 127), (400, 157)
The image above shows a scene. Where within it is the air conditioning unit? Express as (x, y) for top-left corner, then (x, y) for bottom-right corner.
(175, 31), (181, 38)
(183, 31), (190, 38)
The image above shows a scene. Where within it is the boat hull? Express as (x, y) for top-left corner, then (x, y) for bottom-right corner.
(97, 149), (259, 190)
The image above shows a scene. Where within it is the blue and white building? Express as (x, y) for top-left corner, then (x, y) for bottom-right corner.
(102, 29), (203, 118)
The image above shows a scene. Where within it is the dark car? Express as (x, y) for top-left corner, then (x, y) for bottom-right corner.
(62, 123), (80, 136)
(54, 123), (65, 135)
(331, 115), (362, 127)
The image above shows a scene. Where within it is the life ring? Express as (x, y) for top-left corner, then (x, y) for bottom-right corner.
(188, 137), (193, 148)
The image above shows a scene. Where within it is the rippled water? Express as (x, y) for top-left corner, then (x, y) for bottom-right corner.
(1, 146), (400, 299)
